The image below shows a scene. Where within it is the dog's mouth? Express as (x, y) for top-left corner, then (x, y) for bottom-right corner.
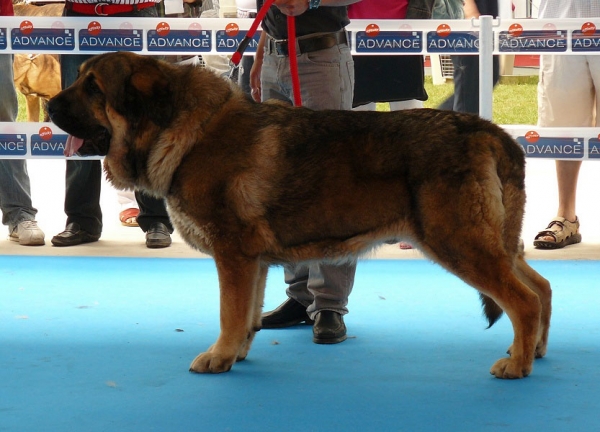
(64, 127), (111, 157)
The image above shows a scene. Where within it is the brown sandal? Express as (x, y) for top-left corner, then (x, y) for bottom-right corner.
(119, 208), (139, 227)
(533, 217), (581, 249)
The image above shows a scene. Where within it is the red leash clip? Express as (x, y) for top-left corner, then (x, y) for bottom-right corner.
(230, 0), (302, 106)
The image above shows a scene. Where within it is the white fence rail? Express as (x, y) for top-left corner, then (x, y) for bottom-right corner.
(1, 16), (599, 159)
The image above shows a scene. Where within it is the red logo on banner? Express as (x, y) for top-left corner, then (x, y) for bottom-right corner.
(188, 22), (202, 36)
(525, 130), (540, 143)
(20, 20), (34, 35)
(39, 127), (53, 141)
(508, 23), (523, 37)
(51, 20), (65, 33)
(365, 24), (380, 37)
(542, 23), (556, 31)
(87, 21), (101, 36)
(225, 23), (239, 37)
(436, 24), (451, 37)
(156, 22), (170, 36)
(582, 22), (597, 36)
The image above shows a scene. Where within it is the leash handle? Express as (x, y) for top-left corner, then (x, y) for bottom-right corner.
(287, 15), (302, 107)
(230, 0), (276, 66)
(230, 0), (302, 107)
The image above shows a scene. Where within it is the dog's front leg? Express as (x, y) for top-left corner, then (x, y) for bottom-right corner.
(189, 254), (261, 374)
(238, 264), (268, 361)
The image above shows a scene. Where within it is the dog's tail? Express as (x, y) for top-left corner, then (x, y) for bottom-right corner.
(479, 293), (503, 328)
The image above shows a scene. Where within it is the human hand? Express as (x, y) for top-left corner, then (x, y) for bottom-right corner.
(249, 60), (263, 102)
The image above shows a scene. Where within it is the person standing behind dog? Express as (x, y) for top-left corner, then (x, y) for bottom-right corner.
(438, 0), (499, 114)
(250, 0), (360, 344)
(348, 0), (434, 251)
(532, 0), (600, 249)
(0, 0), (46, 246)
(349, 0), (433, 112)
(51, 0), (174, 249)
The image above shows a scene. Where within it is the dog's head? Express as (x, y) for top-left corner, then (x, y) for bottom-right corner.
(48, 51), (174, 158)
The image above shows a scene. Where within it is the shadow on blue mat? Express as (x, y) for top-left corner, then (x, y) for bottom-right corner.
(1, 256), (599, 431)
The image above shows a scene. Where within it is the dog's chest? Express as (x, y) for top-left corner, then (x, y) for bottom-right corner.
(166, 201), (215, 254)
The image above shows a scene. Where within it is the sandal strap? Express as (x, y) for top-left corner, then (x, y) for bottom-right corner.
(535, 217), (579, 242)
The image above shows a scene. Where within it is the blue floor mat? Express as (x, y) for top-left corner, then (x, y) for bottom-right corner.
(1, 257), (599, 431)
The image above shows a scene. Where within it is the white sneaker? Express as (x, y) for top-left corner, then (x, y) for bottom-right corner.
(9, 220), (46, 246)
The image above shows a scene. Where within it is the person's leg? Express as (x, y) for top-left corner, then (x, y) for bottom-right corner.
(438, 55), (499, 114)
(51, 45), (102, 246)
(534, 54), (593, 248)
(135, 191), (173, 248)
(238, 55), (254, 95)
(437, 55), (464, 110)
(261, 43), (356, 343)
(0, 54), (45, 245)
(0, 160), (36, 226)
(554, 161), (581, 223)
(287, 43), (357, 318)
(0, 54), (18, 122)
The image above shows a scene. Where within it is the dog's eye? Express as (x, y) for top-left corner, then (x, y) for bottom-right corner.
(84, 75), (103, 96)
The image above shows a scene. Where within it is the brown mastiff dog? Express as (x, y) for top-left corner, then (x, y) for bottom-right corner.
(47, 52), (552, 379)
(13, 2), (64, 121)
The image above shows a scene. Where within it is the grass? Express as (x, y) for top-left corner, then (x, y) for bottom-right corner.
(387, 75), (539, 125)
(16, 74), (539, 125)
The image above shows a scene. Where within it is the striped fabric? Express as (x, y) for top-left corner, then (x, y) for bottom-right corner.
(65, 0), (161, 5)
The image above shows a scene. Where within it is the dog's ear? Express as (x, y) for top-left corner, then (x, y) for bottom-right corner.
(123, 62), (174, 128)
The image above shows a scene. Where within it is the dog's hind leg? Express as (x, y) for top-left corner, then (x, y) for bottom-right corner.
(513, 257), (552, 359)
(189, 254), (262, 373)
(419, 213), (542, 378)
(428, 250), (542, 379)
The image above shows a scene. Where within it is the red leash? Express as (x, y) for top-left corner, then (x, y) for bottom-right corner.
(286, 15), (302, 106)
(230, 1), (302, 107)
(230, 0), (275, 66)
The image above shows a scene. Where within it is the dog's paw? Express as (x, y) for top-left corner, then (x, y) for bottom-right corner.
(490, 358), (531, 379)
(535, 342), (547, 359)
(189, 352), (234, 374)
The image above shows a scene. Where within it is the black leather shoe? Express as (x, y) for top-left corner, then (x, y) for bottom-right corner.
(146, 222), (172, 248)
(51, 222), (100, 247)
(261, 298), (314, 329)
(313, 311), (347, 344)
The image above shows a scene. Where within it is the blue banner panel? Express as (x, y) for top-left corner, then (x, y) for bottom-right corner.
(148, 29), (212, 53)
(426, 31), (480, 53)
(11, 28), (76, 51)
(215, 30), (261, 53)
(498, 30), (567, 53)
(588, 138), (600, 158)
(572, 30), (600, 52)
(30, 134), (68, 157)
(0, 28), (7, 50)
(355, 31), (423, 53)
(79, 28), (143, 52)
(0, 134), (27, 156)
(517, 136), (584, 159)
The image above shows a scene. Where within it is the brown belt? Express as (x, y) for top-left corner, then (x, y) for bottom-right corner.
(65, 1), (156, 16)
(265, 30), (348, 57)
